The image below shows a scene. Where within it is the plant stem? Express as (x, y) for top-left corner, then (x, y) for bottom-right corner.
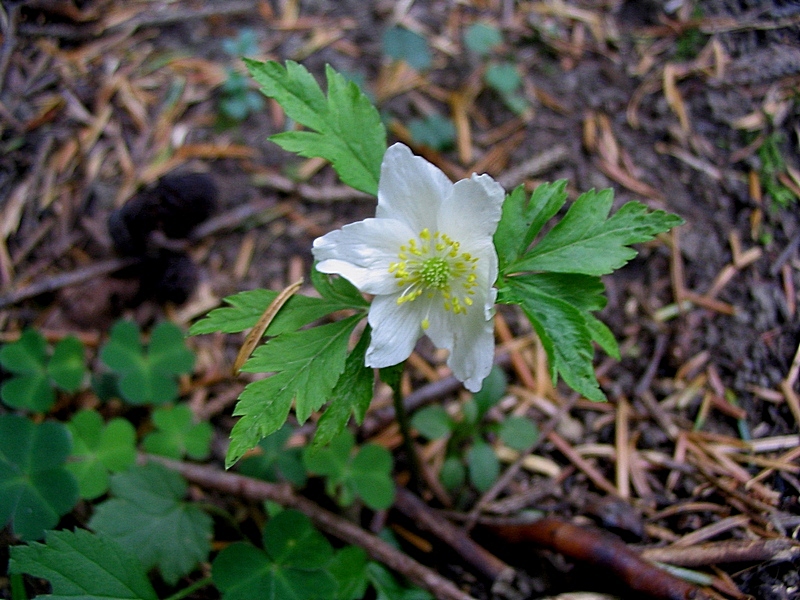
(162, 576), (213, 600)
(384, 366), (423, 492)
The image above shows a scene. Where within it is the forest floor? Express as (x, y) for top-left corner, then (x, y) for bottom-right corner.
(2, 1), (800, 599)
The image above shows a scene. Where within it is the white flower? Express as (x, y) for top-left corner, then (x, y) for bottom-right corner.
(312, 143), (505, 392)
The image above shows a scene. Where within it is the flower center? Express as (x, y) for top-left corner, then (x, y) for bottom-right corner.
(388, 228), (479, 328)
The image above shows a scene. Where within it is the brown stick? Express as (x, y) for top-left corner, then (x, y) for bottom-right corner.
(641, 538), (800, 568)
(393, 487), (513, 581)
(488, 517), (712, 600)
(147, 456), (478, 600)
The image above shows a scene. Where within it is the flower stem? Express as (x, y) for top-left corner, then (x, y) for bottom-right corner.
(381, 365), (423, 492)
(162, 577), (213, 600)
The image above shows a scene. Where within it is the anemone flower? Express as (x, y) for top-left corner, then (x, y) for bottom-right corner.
(312, 143), (505, 391)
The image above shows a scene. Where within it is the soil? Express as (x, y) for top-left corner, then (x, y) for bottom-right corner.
(1, 1), (799, 599)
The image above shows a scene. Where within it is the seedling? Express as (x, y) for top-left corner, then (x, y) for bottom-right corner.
(408, 114), (456, 151)
(0, 329), (86, 411)
(382, 25), (432, 71)
(99, 319), (195, 405)
(303, 430), (395, 510)
(464, 22), (503, 57)
(412, 366), (538, 492)
(67, 409), (137, 500)
(218, 28), (265, 124)
(0, 414), (79, 540)
(484, 61), (528, 115)
(143, 402), (213, 460)
(89, 462), (213, 585)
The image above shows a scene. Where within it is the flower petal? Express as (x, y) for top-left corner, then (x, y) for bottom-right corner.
(438, 173), (505, 244)
(425, 290), (497, 392)
(313, 218), (413, 295)
(376, 143), (453, 233)
(365, 294), (425, 368)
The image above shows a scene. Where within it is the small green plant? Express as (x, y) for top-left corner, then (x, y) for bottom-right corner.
(408, 114), (456, 151)
(67, 409), (137, 500)
(464, 22), (503, 56)
(88, 462), (213, 584)
(218, 28), (265, 124)
(142, 403), (213, 460)
(238, 423), (308, 487)
(303, 430), (395, 510)
(758, 132), (796, 207)
(99, 320), (195, 405)
(0, 414), (80, 540)
(0, 329), (86, 411)
(382, 25), (432, 71)
(412, 366), (538, 492)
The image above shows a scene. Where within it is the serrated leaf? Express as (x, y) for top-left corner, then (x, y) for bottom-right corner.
(382, 26), (432, 71)
(495, 182), (567, 273)
(142, 403), (212, 460)
(89, 463), (213, 585)
(227, 315), (363, 467)
(508, 189), (684, 276)
(67, 410), (137, 500)
(212, 510), (337, 600)
(304, 430), (354, 481)
(100, 320), (194, 405)
(507, 275), (605, 401)
(467, 442), (500, 492)
(312, 326), (374, 449)
(190, 288), (366, 337)
(246, 59), (386, 195)
(311, 266), (369, 308)
(0, 415), (79, 540)
(410, 406), (453, 440)
(238, 424), (307, 487)
(9, 528), (158, 600)
(47, 336), (86, 392)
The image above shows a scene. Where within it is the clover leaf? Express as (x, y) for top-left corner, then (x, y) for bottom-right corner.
(89, 462), (212, 585)
(0, 414), (79, 540)
(142, 403), (212, 460)
(238, 423), (307, 487)
(212, 509), (337, 600)
(67, 409), (137, 500)
(9, 528), (158, 600)
(0, 330), (86, 411)
(303, 430), (394, 510)
(99, 320), (195, 405)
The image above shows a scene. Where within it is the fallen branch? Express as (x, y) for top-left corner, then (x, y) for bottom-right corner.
(640, 538), (800, 568)
(147, 455), (478, 600)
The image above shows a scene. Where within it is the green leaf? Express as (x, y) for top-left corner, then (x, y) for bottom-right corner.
(89, 463), (213, 585)
(238, 424), (307, 487)
(408, 114), (456, 151)
(143, 403), (213, 460)
(498, 416), (539, 451)
(0, 415), (79, 540)
(472, 364), (508, 419)
(99, 320), (195, 405)
(382, 26), (432, 71)
(311, 267), (369, 309)
(328, 546), (369, 600)
(0, 329), (54, 411)
(411, 405), (453, 440)
(506, 274), (606, 401)
(67, 410), (137, 500)
(227, 315), (363, 467)
(485, 62), (521, 95)
(508, 189), (685, 276)
(47, 336), (86, 392)
(350, 444), (395, 510)
(303, 430), (354, 483)
(464, 22), (503, 56)
(466, 442), (500, 492)
(9, 528), (158, 600)
(189, 288), (365, 337)
(439, 457), (465, 491)
(212, 510), (337, 600)
(312, 326), (374, 449)
(494, 182), (567, 273)
(367, 563), (433, 600)
(246, 59), (386, 195)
